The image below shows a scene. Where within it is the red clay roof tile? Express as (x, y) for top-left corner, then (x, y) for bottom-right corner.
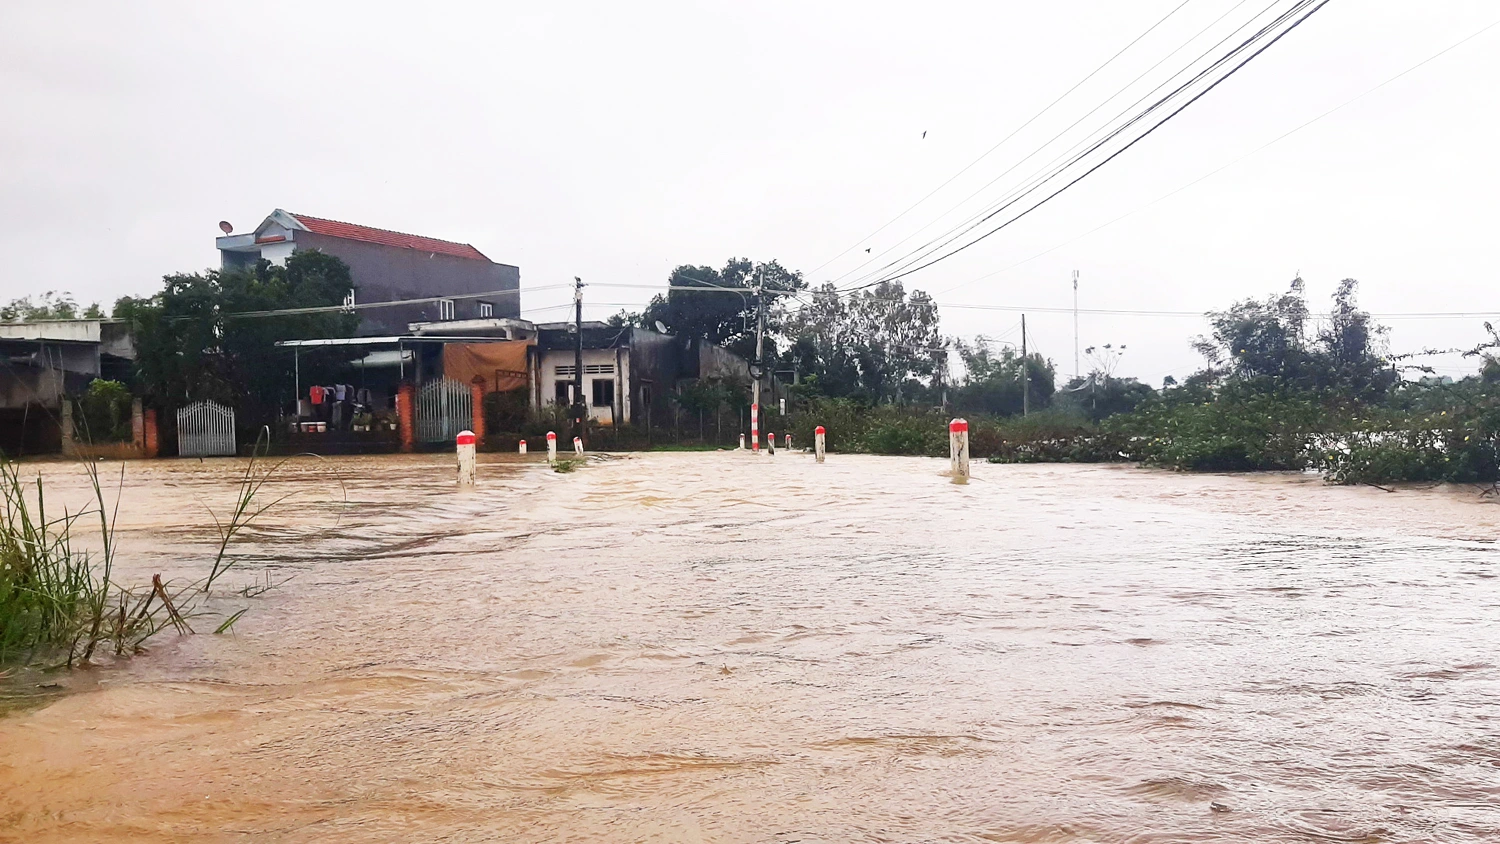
(289, 213), (490, 262)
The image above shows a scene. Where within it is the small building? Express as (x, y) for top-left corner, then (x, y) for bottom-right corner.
(531, 322), (765, 427)
(0, 319), (136, 455)
(215, 209), (520, 335)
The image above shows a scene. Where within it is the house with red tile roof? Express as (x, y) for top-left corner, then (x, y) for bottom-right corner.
(215, 209), (519, 336)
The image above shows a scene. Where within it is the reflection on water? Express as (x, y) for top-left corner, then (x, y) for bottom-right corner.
(2, 452), (1499, 842)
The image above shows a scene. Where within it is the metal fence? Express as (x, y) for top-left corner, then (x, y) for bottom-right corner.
(177, 400), (236, 457)
(416, 378), (472, 444)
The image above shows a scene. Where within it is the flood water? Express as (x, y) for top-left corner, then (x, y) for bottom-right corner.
(2, 452), (1499, 842)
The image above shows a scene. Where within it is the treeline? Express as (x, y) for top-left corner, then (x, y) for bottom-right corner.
(760, 276), (1500, 486)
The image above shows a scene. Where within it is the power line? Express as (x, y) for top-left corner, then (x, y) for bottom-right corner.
(843, 0), (1332, 293)
(827, 0), (1269, 290)
(936, 11), (1500, 296)
(807, 0), (1202, 280)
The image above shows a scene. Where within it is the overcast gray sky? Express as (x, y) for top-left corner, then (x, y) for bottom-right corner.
(3, 1), (1496, 383)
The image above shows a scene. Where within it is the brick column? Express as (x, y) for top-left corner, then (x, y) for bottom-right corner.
(143, 409), (160, 458)
(470, 381), (486, 448)
(396, 382), (416, 453)
(131, 398), (145, 451)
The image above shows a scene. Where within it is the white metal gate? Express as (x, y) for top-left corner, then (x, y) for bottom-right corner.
(177, 400), (236, 457)
(416, 378), (472, 444)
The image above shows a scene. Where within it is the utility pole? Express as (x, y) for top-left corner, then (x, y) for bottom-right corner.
(751, 269), (766, 453)
(1021, 313), (1029, 417)
(573, 276), (585, 441)
(1072, 270), (1080, 381)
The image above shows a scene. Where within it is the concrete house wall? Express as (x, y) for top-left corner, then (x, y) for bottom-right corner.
(294, 232), (519, 336)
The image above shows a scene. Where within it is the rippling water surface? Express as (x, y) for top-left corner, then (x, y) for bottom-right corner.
(2, 452), (1499, 842)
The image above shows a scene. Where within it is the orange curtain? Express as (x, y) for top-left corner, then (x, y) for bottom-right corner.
(442, 341), (533, 392)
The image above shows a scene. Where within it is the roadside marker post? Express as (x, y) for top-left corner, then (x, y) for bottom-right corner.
(519, 439), (527, 455)
(573, 436), (584, 456)
(546, 431), (557, 464)
(739, 433), (746, 450)
(815, 426), (825, 463)
(767, 432), (775, 455)
(784, 433), (792, 450)
(751, 403), (760, 453)
(949, 418), (969, 483)
(457, 430), (477, 487)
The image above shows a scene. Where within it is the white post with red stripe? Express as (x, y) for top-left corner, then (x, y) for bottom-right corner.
(573, 436), (584, 456)
(738, 433), (746, 450)
(751, 403), (760, 453)
(815, 426), (825, 463)
(456, 430), (477, 487)
(949, 418), (969, 483)
(519, 439), (527, 455)
(546, 431), (557, 464)
(766, 431), (775, 455)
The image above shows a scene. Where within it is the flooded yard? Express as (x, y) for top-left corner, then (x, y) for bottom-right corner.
(2, 451), (1498, 842)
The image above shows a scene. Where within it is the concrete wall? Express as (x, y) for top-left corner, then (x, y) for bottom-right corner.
(294, 233), (520, 336)
(538, 348), (626, 425)
(625, 329), (683, 428)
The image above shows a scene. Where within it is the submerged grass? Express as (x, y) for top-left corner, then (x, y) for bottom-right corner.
(0, 430), (315, 670)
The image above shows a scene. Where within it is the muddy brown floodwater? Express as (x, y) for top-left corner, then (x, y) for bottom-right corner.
(2, 452), (1500, 842)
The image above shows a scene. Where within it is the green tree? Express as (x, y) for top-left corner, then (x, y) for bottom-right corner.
(1192, 277), (1392, 399)
(953, 338), (1055, 416)
(785, 281), (944, 404)
(116, 251), (357, 428)
(634, 259), (805, 361)
(2, 291), (104, 320)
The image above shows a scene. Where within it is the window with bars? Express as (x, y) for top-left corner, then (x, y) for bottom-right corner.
(554, 364), (614, 377)
(438, 298), (455, 320)
(478, 301), (494, 318)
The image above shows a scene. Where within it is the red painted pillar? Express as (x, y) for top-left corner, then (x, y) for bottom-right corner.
(470, 381), (486, 448)
(143, 409), (160, 458)
(397, 382), (416, 453)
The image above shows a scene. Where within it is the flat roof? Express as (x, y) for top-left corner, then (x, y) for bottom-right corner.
(274, 336), (528, 348)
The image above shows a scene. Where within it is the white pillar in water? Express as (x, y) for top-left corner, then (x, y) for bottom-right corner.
(546, 431), (557, 464)
(738, 433), (746, 450)
(815, 425), (825, 463)
(766, 432), (775, 455)
(784, 433), (792, 450)
(457, 430), (476, 487)
(573, 436), (584, 456)
(519, 439), (527, 455)
(949, 418), (969, 483)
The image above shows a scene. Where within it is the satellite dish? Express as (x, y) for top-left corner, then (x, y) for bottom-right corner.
(654, 321), (668, 335)
(218, 221), (233, 234)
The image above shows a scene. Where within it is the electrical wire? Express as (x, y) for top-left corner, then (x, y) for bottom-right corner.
(935, 11), (1500, 296)
(826, 0), (1267, 289)
(807, 0), (1202, 279)
(840, 0), (1332, 293)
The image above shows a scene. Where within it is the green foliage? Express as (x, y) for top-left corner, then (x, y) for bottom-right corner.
(74, 379), (134, 443)
(1114, 386), (1326, 472)
(631, 258), (805, 361)
(785, 281), (944, 403)
(482, 389), (531, 433)
(117, 251), (357, 429)
(953, 340), (1056, 415)
(1, 291), (103, 321)
(1055, 374), (1158, 423)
